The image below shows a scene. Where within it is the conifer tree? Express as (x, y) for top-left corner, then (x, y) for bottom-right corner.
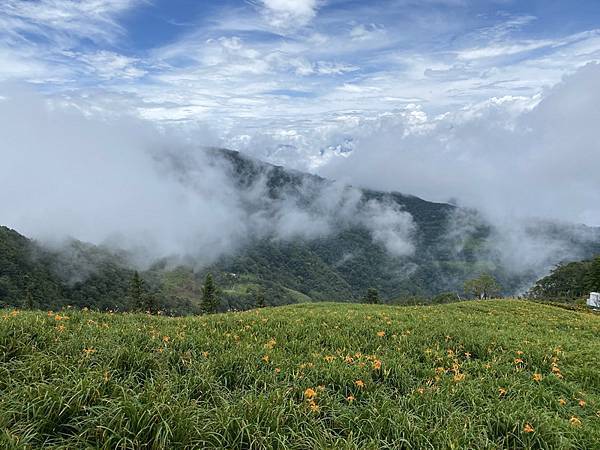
(129, 271), (146, 312)
(200, 273), (219, 314)
(366, 287), (379, 304)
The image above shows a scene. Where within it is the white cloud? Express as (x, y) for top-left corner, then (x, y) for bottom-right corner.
(257, 0), (319, 30)
(1, 0), (141, 44)
(457, 40), (556, 60)
(1, 0), (599, 235)
(0, 0), (145, 83)
(315, 61), (359, 75)
(0, 47), (55, 82)
(360, 200), (415, 257)
(318, 63), (600, 227)
(75, 50), (147, 80)
(0, 86), (418, 264)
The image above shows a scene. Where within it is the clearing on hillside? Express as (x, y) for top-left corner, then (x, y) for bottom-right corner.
(1, 300), (599, 449)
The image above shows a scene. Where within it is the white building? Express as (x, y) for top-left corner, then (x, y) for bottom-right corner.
(587, 292), (600, 309)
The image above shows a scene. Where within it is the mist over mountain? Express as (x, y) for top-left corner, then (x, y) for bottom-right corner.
(2, 141), (600, 311)
(316, 63), (600, 228)
(3, 3), (600, 448)
(1, 66), (600, 311)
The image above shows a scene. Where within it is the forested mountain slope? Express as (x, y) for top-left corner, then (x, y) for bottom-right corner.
(1, 148), (600, 312)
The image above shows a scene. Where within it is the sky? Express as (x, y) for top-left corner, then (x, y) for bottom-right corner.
(1, 0), (600, 227)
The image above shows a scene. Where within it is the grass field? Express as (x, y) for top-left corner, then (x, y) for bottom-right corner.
(1, 300), (599, 449)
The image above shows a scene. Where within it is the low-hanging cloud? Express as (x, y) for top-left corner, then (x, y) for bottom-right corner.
(0, 86), (240, 265)
(314, 63), (600, 282)
(319, 63), (600, 228)
(0, 85), (416, 269)
(359, 200), (415, 257)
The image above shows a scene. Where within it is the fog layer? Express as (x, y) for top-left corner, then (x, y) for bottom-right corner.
(0, 87), (415, 266)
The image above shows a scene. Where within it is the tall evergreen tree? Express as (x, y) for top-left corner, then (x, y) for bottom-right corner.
(129, 271), (146, 312)
(200, 273), (219, 314)
(366, 287), (379, 304)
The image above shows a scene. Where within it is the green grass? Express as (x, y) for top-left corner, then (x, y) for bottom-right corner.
(282, 287), (313, 303)
(1, 300), (599, 449)
(221, 282), (260, 296)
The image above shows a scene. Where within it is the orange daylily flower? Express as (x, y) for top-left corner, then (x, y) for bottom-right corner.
(304, 388), (316, 399)
(523, 423), (535, 433)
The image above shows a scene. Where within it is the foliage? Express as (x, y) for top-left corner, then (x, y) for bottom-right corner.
(3, 149), (600, 312)
(528, 259), (597, 301)
(128, 271), (156, 313)
(585, 257), (600, 292)
(432, 291), (461, 304)
(129, 271), (144, 311)
(463, 273), (501, 299)
(24, 276), (34, 310)
(0, 226), (63, 309)
(251, 285), (267, 308)
(200, 273), (219, 314)
(365, 288), (379, 304)
(0, 300), (599, 448)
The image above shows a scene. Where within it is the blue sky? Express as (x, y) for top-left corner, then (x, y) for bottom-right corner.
(3, 1), (599, 121)
(2, 0), (600, 224)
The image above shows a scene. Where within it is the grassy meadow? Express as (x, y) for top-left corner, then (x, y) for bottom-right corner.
(1, 300), (599, 449)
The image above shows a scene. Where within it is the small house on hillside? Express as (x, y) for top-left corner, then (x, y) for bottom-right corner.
(588, 292), (600, 310)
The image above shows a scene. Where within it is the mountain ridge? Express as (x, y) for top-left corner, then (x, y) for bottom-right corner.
(1, 147), (600, 312)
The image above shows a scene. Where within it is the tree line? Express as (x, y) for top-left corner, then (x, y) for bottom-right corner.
(129, 272), (217, 314)
(127, 272), (268, 314)
(528, 256), (600, 300)
(14, 253), (600, 315)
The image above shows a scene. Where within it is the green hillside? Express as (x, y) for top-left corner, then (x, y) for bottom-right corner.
(1, 300), (599, 448)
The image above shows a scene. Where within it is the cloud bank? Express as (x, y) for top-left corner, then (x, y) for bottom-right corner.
(1, 1), (599, 288)
(319, 63), (600, 227)
(0, 86), (416, 267)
